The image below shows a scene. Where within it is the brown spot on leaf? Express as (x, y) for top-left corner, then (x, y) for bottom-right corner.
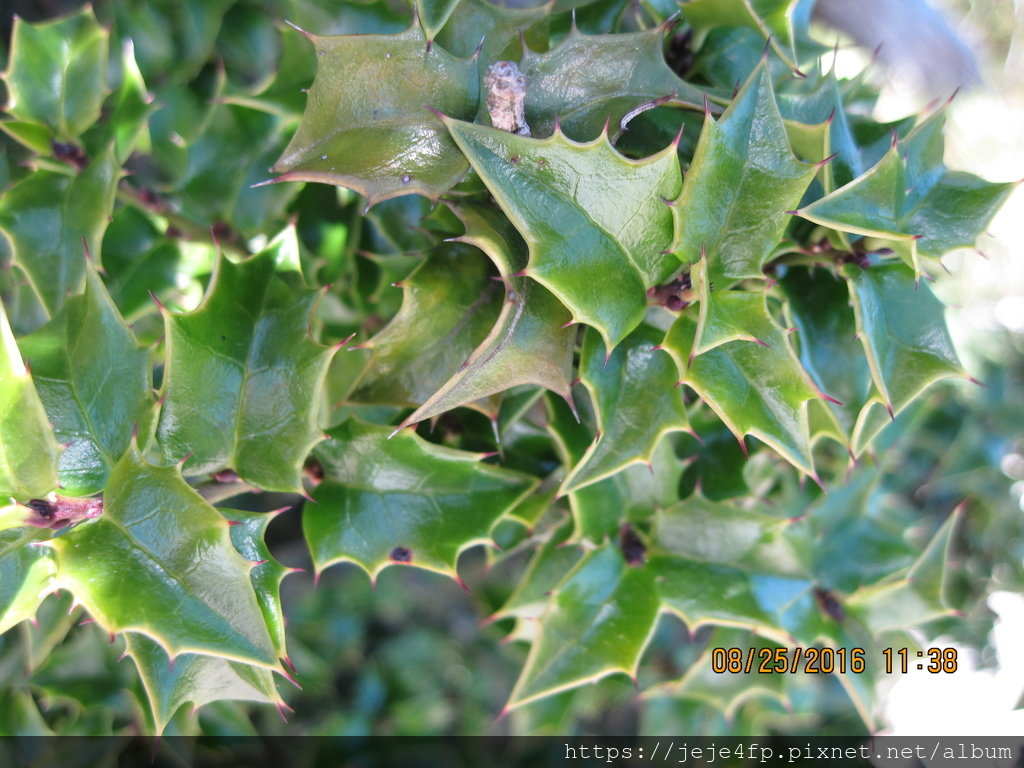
(390, 546), (413, 563)
(814, 587), (845, 622)
(619, 524), (646, 566)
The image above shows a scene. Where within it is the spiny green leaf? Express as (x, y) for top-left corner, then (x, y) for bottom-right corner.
(156, 227), (336, 492)
(846, 506), (959, 634)
(0, 302), (60, 501)
(124, 633), (284, 735)
(397, 203), (576, 430)
(662, 291), (821, 476)
(305, 419), (537, 581)
(442, 116), (681, 350)
(493, 518), (580, 621)
(95, 39), (155, 165)
(271, 21), (479, 205)
(0, 148), (121, 318)
(224, 509), (295, 662)
(346, 243), (504, 415)
(520, 20), (706, 141)
(545, 393), (685, 542)
(689, 258), (767, 355)
(18, 264), (156, 496)
(560, 324), (690, 494)
(0, 526), (56, 634)
(2, 7), (109, 141)
(842, 262), (965, 418)
(670, 61), (817, 286)
(505, 543), (659, 711)
(416, 0), (461, 42)
(779, 267), (870, 447)
(794, 110), (1017, 276)
(681, 0), (808, 72)
(434, 0), (550, 62)
(51, 445), (279, 670)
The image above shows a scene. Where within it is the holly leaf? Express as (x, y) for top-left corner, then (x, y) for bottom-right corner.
(560, 324), (690, 494)
(846, 506), (959, 634)
(346, 243), (504, 414)
(0, 527), (56, 634)
(681, 0), (809, 72)
(842, 262), (966, 418)
(270, 21), (479, 206)
(416, 0), (461, 42)
(779, 267), (870, 447)
(304, 419), (537, 581)
(18, 263), (156, 496)
(156, 227), (336, 492)
(50, 445), (280, 670)
(493, 518), (580, 621)
(396, 203), (576, 430)
(793, 111), (1016, 276)
(224, 509), (296, 662)
(441, 116), (681, 350)
(2, 7), (109, 141)
(670, 61), (817, 286)
(662, 292), (821, 476)
(520, 20), (706, 141)
(124, 633), (285, 735)
(0, 148), (121, 317)
(0, 302), (60, 501)
(504, 543), (659, 711)
(434, 0), (550, 62)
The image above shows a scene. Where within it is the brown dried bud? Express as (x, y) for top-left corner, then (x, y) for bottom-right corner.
(484, 61), (531, 137)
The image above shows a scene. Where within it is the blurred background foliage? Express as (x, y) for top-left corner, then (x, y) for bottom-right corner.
(0, 0), (1021, 738)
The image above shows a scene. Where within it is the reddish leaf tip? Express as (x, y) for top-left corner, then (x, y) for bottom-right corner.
(284, 19), (315, 39)
(147, 289), (166, 312)
(423, 105), (447, 121)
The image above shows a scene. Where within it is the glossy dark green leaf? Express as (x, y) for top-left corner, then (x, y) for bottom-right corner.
(681, 0), (813, 72)
(51, 445), (279, 669)
(505, 544), (659, 710)
(0, 303), (60, 501)
(224, 509), (295, 662)
(305, 419), (537, 581)
(670, 62), (817, 286)
(2, 8), (109, 141)
(398, 203), (576, 430)
(842, 262), (965, 418)
(347, 243), (503, 414)
(493, 518), (580, 621)
(434, 0), (550, 62)
(442, 116), (680, 350)
(662, 292), (821, 476)
(560, 325), (690, 494)
(520, 21), (705, 141)
(779, 267), (870, 447)
(18, 264), (156, 496)
(156, 228), (337, 492)
(0, 527), (56, 634)
(124, 633), (284, 735)
(271, 21), (479, 206)
(0, 149), (121, 318)
(794, 111), (1016, 276)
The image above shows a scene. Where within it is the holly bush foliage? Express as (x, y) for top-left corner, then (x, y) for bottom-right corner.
(0, 0), (1020, 737)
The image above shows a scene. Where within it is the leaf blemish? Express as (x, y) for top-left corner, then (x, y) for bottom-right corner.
(390, 546), (413, 563)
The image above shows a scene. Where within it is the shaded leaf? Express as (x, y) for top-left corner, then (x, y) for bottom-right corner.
(305, 419), (537, 581)
(18, 264), (156, 496)
(560, 324), (690, 494)
(442, 116), (680, 350)
(347, 243), (503, 414)
(51, 445), (279, 669)
(271, 21), (479, 205)
(416, 0), (461, 42)
(156, 227), (337, 492)
(520, 21), (706, 141)
(681, 0), (808, 72)
(124, 633), (284, 735)
(0, 527), (56, 634)
(398, 203), (576, 430)
(493, 517), (580, 621)
(505, 543), (659, 710)
(662, 292), (820, 475)
(435, 0), (550, 62)
(842, 262), (965, 417)
(0, 302), (60, 501)
(670, 62), (817, 285)
(0, 148), (121, 317)
(2, 7), (109, 140)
